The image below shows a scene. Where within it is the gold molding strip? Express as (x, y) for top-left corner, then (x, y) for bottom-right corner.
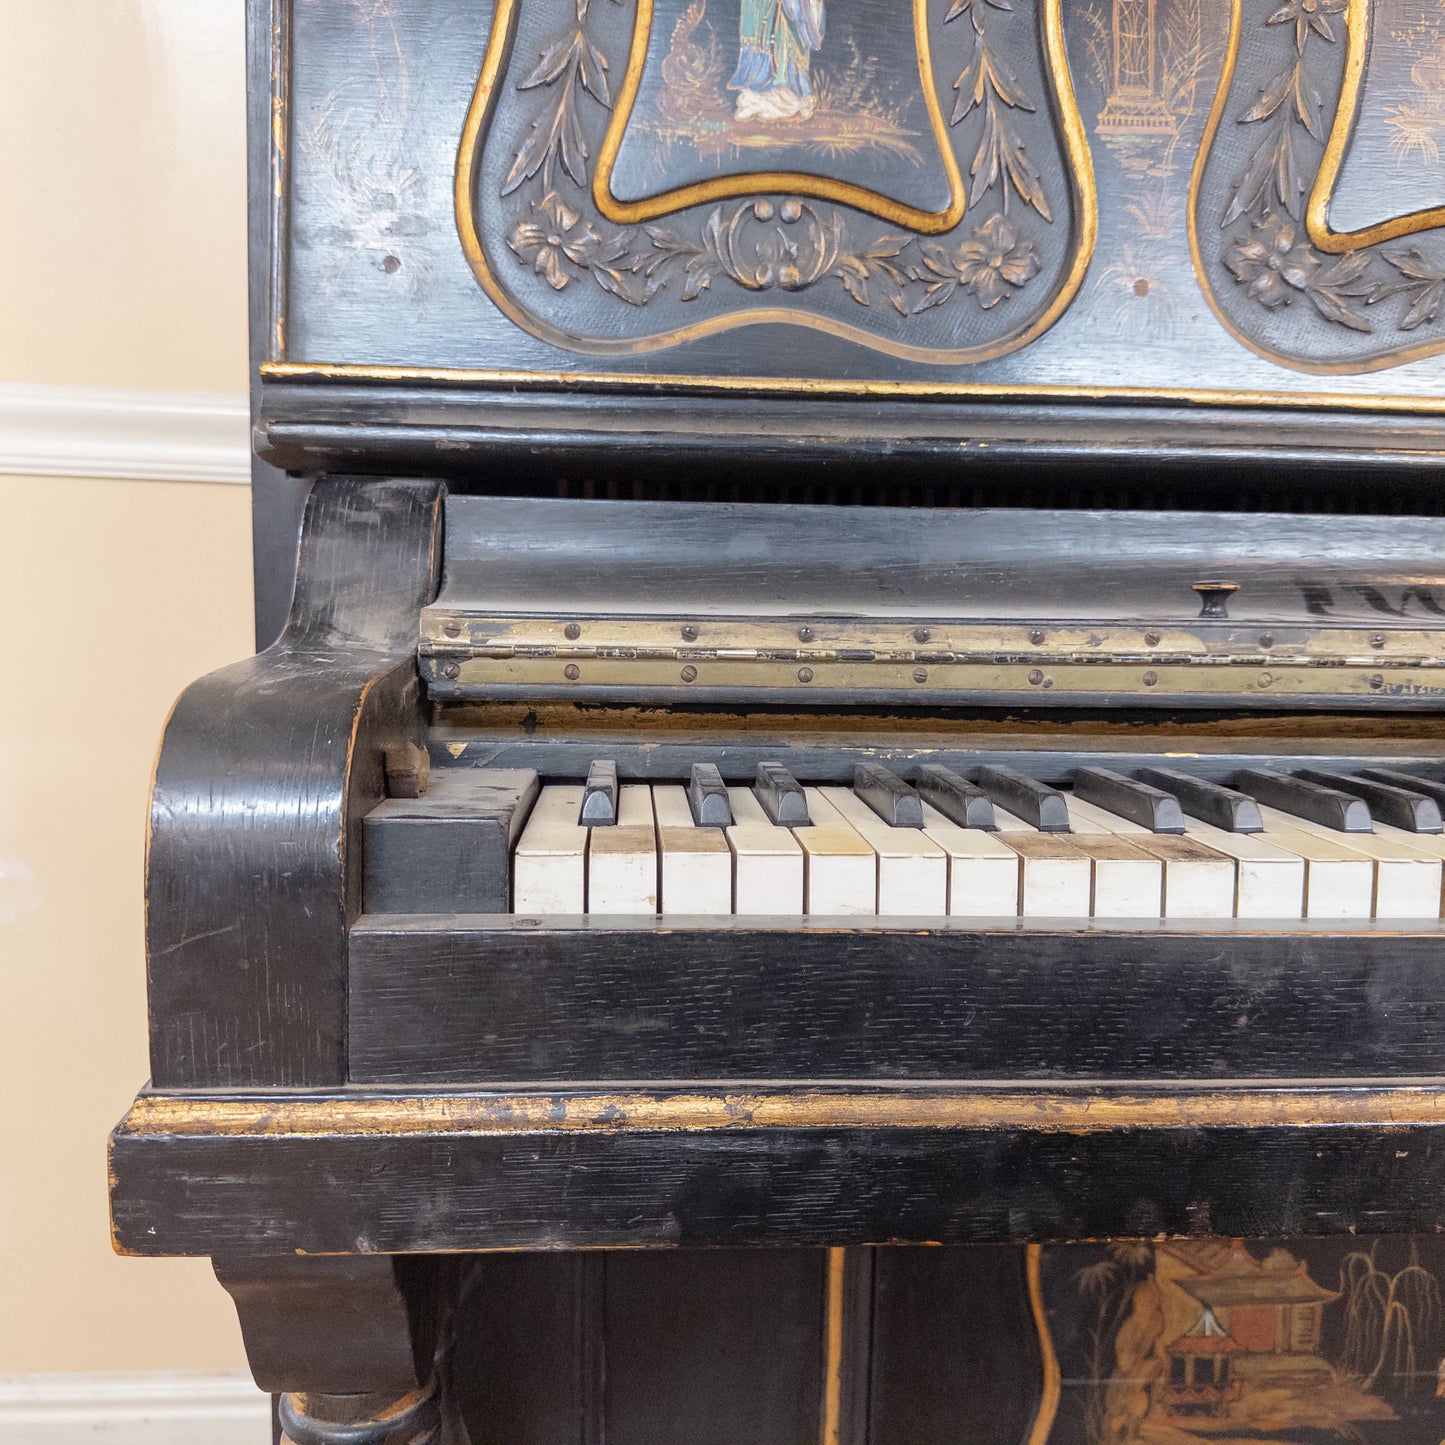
(593, 0), (964, 233)
(819, 1248), (846, 1445)
(258, 359), (1445, 414)
(116, 1086), (1445, 1140)
(1307, 0), (1445, 254)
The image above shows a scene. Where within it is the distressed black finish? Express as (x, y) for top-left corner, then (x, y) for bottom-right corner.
(1136, 768), (1265, 832)
(145, 477), (442, 1087)
(363, 768), (537, 914)
(109, 1099), (1445, 1256)
(347, 918), (1445, 1085)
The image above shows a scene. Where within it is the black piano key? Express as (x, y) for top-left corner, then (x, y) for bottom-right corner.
(916, 764), (995, 831)
(755, 761), (810, 828)
(579, 759), (619, 826)
(688, 763), (733, 828)
(1071, 767), (1185, 834)
(1234, 769), (1373, 833)
(854, 762), (924, 829)
(1295, 768), (1443, 834)
(1360, 767), (1445, 813)
(975, 765), (1071, 833)
(1135, 768), (1264, 833)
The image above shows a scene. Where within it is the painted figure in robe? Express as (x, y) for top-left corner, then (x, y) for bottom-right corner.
(729, 0), (826, 121)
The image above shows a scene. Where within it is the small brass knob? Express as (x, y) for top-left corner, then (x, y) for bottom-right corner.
(1192, 581), (1239, 620)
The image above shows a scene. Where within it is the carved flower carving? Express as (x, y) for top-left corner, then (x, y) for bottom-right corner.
(915, 214), (1039, 311)
(1223, 214), (1319, 308)
(507, 192), (623, 291)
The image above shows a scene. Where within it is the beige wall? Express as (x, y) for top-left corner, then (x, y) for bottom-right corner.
(1, 2), (254, 1373)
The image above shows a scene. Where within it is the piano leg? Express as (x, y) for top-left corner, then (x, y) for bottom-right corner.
(213, 1254), (449, 1444)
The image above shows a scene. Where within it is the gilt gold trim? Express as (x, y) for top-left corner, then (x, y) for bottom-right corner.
(1307, 0), (1445, 254)
(454, 0), (1095, 363)
(820, 1247), (846, 1445)
(115, 1085), (1445, 1140)
(1189, 0), (1445, 375)
(1024, 1244), (1061, 1445)
(592, 0), (965, 234)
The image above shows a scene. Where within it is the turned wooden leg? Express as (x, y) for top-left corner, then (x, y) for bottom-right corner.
(214, 1254), (448, 1444)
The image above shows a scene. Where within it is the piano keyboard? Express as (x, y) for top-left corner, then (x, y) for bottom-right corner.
(501, 762), (1445, 920)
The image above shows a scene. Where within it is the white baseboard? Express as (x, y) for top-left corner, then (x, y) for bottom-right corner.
(0, 1371), (270, 1445)
(0, 382), (251, 485)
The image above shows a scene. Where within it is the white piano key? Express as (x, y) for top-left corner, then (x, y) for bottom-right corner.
(726, 787), (804, 914)
(992, 810), (1091, 917)
(1269, 811), (1441, 919)
(798, 789), (879, 915)
(1067, 794), (1234, 919)
(919, 802), (1020, 916)
(1180, 819), (1305, 919)
(1071, 834), (1162, 918)
(512, 784), (587, 913)
(653, 785), (733, 915)
(1254, 806), (1374, 919)
(820, 785), (947, 915)
(586, 783), (658, 914)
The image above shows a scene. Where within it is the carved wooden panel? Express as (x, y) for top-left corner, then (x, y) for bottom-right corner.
(271, 0), (1445, 404)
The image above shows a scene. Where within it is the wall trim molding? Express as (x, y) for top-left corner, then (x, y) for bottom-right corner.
(0, 382), (252, 485)
(0, 1370), (268, 1444)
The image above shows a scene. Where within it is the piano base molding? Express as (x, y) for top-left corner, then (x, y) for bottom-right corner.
(110, 1082), (1445, 1255)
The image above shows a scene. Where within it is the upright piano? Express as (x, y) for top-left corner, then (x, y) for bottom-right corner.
(112, 0), (1445, 1440)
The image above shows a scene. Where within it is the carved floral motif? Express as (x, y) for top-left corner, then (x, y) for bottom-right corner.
(499, 0), (1049, 317)
(1220, 0), (1445, 336)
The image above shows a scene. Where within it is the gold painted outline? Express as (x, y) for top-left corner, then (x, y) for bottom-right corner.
(1025, 1245), (1061, 1445)
(1188, 0), (1445, 375)
(115, 1085), (1445, 1139)
(261, 359), (1445, 413)
(454, 0), (1095, 363)
(1308, 0), (1445, 253)
(591, 0), (965, 234)
(820, 1247), (846, 1445)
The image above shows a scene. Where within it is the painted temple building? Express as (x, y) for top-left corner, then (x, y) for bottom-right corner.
(1157, 1241), (1339, 1420)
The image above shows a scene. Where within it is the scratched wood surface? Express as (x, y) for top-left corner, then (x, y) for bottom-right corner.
(145, 477), (443, 1088)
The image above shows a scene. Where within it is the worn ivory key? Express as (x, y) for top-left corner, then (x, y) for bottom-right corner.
(918, 802), (1019, 917)
(513, 785), (587, 913)
(821, 785), (947, 915)
(654, 785), (732, 915)
(586, 784), (658, 913)
(797, 788), (878, 915)
(727, 786), (804, 914)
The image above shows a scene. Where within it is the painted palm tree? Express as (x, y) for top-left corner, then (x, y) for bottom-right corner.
(730, 0), (826, 121)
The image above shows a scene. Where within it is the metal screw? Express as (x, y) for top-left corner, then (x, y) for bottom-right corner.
(1029, 629), (1045, 645)
(1028, 669), (1044, 686)
(1259, 633), (1274, 649)
(680, 625), (698, 642)
(680, 665), (698, 683)
(798, 626), (815, 642)
(443, 619), (461, 638)
(1143, 670), (1158, 687)
(442, 663), (460, 680)
(913, 668), (928, 684)
(1042, 678), (1054, 689)
(564, 664), (581, 681)
(1258, 672), (1273, 688)
(564, 623), (581, 640)
(797, 666), (815, 683)
(1371, 633), (1386, 649)
(913, 628), (931, 644)
(1144, 630), (1161, 647)
(1369, 673), (1384, 690)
